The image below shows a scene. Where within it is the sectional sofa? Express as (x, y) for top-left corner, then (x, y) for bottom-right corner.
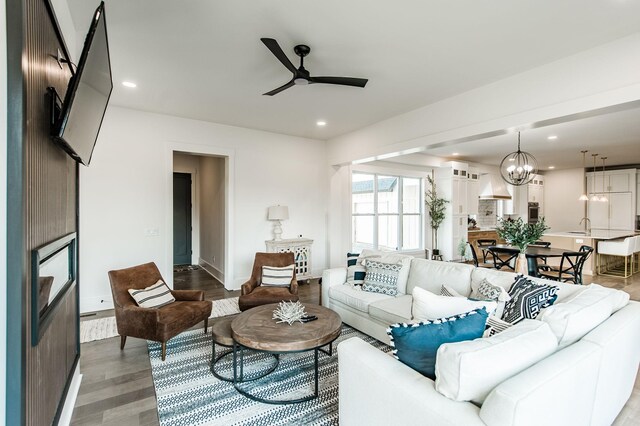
(322, 257), (640, 426)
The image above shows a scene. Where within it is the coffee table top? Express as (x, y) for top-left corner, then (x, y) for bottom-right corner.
(231, 303), (342, 352)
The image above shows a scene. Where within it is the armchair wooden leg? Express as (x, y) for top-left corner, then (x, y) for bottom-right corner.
(161, 342), (167, 361)
(204, 318), (209, 334)
(120, 335), (127, 350)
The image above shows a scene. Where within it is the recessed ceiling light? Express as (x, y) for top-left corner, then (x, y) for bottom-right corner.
(122, 81), (137, 88)
(316, 121), (326, 126)
(452, 152), (460, 156)
(548, 166), (555, 169)
(547, 135), (558, 140)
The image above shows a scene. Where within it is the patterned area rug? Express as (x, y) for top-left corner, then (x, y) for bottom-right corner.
(148, 325), (391, 426)
(80, 297), (241, 343)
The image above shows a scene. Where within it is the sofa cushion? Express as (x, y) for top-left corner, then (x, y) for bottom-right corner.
(435, 320), (558, 404)
(502, 276), (558, 324)
(362, 259), (403, 296)
(388, 308), (489, 379)
(538, 284), (630, 348)
(369, 295), (413, 325)
(329, 284), (391, 313)
(406, 258), (474, 296)
(412, 286), (497, 321)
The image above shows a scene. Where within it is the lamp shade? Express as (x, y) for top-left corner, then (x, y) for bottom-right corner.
(268, 205), (289, 221)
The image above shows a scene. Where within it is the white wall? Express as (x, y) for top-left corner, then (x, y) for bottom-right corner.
(327, 34), (640, 165)
(49, 0), (78, 61)
(199, 156), (225, 280)
(543, 168), (587, 231)
(173, 153), (201, 264)
(79, 106), (328, 312)
(0, 0), (8, 420)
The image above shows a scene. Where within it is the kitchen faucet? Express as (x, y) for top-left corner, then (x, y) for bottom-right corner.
(579, 217), (591, 235)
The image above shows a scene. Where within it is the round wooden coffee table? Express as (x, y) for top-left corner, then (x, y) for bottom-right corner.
(230, 303), (342, 404)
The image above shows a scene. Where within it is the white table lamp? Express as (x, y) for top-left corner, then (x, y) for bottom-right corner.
(268, 205), (289, 241)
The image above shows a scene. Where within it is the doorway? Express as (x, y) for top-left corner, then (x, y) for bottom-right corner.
(173, 172), (192, 265)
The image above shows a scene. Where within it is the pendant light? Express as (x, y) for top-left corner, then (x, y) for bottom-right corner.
(589, 154), (600, 202)
(578, 150), (589, 201)
(499, 132), (538, 186)
(599, 157), (608, 202)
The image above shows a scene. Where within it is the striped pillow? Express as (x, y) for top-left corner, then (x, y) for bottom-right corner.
(128, 280), (175, 308)
(261, 264), (295, 287)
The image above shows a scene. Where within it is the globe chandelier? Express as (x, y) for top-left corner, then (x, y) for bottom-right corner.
(499, 132), (538, 186)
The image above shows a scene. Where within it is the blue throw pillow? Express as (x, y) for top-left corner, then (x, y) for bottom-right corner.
(387, 308), (489, 379)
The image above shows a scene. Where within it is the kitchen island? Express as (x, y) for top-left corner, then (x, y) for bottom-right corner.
(542, 230), (638, 275)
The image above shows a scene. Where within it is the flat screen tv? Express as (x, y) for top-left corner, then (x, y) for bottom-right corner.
(52, 1), (112, 166)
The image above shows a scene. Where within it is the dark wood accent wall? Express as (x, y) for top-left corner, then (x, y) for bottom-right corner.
(20, 0), (79, 424)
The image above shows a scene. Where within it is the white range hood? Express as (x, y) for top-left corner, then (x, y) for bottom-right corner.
(479, 174), (512, 200)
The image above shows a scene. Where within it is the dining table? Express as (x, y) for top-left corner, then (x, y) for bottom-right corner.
(487, 245), (579, 277)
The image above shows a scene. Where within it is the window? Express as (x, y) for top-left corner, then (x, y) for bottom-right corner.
(352, 173), (423, 252)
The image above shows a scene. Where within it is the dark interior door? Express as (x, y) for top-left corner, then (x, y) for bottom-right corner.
(173, 173), (192, 265)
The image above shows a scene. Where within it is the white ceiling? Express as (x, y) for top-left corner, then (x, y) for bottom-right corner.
(66, 0), (640, 143)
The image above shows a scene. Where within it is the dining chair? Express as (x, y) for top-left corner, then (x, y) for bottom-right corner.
(488, 247), (519, 271)
(529, 241), (551, 265)
(538, 246), (593, 284)
(476, 239), (497, 263)
(467, 242), (494, 269)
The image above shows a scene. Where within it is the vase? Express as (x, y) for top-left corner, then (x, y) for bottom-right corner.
(515, 252), (528, 276)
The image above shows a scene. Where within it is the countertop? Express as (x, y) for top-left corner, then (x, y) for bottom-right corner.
(544, 230), (638, 240)
(467, 227), (497, 233)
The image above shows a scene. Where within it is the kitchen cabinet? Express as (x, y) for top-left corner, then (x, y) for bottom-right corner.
(515, 175), (544, 217)
(589, 192), (634, 231)
(434, 161), (469, 260)
(587, 169), (635, 193)
(637, 173), (640, 214)
(467, 174), (479, 216)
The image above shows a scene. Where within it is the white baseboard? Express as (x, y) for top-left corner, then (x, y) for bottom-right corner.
(198, 258), (225, 283)
(58, 364), (82, 426)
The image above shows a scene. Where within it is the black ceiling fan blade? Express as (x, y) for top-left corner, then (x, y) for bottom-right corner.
(261, 38), (297, 74)
(310, 76), (368, 88)
(263, 80), (295, 96)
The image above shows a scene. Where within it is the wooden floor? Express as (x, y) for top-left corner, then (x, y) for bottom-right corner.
(71, 267), (638, 425)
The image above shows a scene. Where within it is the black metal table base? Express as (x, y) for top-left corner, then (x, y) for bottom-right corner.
(231, 342), (334, 405)
(210, 340), (278, 382)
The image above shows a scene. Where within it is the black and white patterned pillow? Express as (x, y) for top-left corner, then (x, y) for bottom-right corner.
(501, 276), (558, 324)
(440, 285), (463, 297)
(473, 279), (510, 302)
(362, 259), (402, 296)
(346, 252), (366, 285)
(484, 316), (513, 337)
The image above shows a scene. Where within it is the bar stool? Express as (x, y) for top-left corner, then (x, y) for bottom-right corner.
(633, 236), (640, 274)
(597, 237), (635, 278)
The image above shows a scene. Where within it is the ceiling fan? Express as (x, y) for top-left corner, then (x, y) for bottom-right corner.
(260, 38), (368, 96)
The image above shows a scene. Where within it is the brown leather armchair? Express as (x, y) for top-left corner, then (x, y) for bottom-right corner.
(108, 262), (212, 361)
(238, 252), (299, 311)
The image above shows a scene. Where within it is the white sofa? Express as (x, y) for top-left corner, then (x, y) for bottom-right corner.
(321, 257), (640, 426)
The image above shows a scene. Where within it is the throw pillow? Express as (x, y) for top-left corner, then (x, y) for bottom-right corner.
(346, 250), (381, 285)
(261, 264), (295, 287)
(471, 278), (511, 318)
(412, 286), (497, 321)
(387, 308), (489, 379)
(440, 285), (463, 297)
(128, 280), (175, 308)
(362, 259), (402, 296)
(501, 275), (558, 324)
(435, 320), (558, 404)
(483, 316), (513, 337)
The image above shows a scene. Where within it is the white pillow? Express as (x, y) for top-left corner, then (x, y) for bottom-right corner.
(261, 264), (295, 286)
(435, 320), (558, 404)
(538, 284), (630, 348)
(128, 280), (175, 308)
(412, 286), (497, 321)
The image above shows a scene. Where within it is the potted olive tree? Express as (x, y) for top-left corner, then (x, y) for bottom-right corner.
(425, 175), (448, 258)
(495, 217), (549, 275)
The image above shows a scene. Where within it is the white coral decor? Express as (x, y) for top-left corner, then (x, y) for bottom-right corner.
(272, 301), (306, 325)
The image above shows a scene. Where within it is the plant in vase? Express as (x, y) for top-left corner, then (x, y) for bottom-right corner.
(457, 239), (469, 262)
(425, 175), (449, 258)
(495, 217), (549, 275)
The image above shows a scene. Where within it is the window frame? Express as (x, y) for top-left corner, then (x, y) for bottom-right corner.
(351, 171), (424, 252)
